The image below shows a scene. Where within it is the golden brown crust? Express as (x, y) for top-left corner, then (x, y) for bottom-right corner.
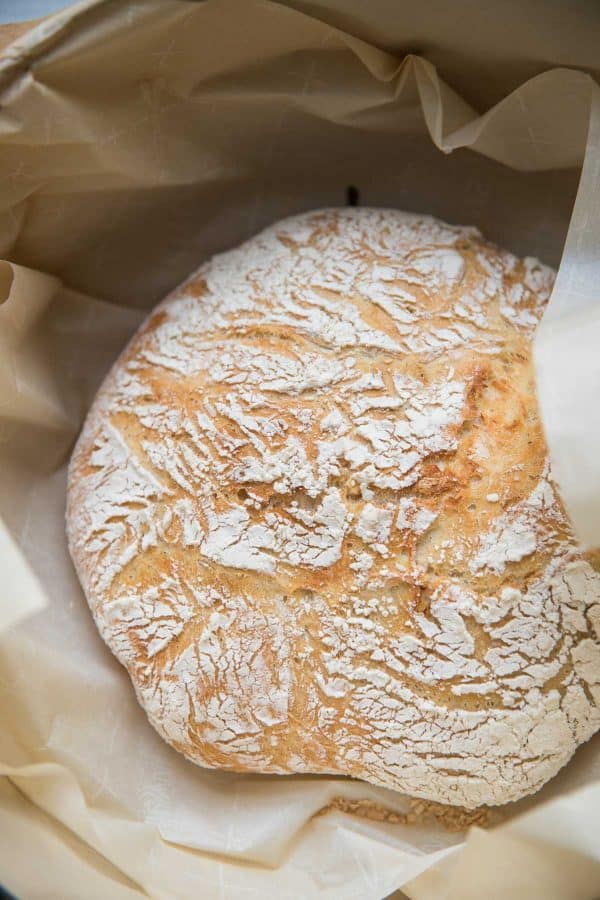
(67, 209), (600, 807)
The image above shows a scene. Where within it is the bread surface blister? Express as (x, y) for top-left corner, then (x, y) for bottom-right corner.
(67, 208), (600, 809)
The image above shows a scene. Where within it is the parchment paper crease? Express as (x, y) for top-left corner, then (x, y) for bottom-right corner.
(0, 2), (599, 898)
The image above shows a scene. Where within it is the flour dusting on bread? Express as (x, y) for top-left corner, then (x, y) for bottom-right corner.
(67, 209), (600, 808)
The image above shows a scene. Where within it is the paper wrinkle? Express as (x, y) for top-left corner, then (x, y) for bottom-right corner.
(0, 518), (47, 632)
(535, 80), (600, 547)
(0, 778), (145, 900)
(0, 1), (599, 897)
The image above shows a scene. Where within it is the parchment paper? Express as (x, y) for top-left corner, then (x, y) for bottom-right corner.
(0, 2), (599, 898)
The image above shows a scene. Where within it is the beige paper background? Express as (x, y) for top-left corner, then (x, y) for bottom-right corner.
(0, 2), (599, 898)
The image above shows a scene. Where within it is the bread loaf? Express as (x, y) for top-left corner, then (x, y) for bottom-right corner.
(67, 208), (600, 808)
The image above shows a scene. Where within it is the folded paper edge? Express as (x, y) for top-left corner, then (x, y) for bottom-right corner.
(0, 517), (47, 632)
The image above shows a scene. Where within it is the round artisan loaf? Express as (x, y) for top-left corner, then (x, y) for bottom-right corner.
(67, 208), (600, 808)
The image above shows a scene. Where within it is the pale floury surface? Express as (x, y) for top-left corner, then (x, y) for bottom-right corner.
(66, 209), (600, 808)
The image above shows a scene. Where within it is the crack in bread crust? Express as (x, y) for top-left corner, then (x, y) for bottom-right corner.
(67, 208), (600, 808)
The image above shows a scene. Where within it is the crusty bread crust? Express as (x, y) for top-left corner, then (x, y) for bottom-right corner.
(67, 209), (600, 808)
